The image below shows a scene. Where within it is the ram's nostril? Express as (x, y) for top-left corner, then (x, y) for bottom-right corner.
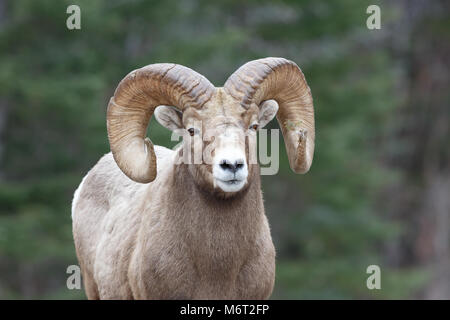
(220, 161), (232, 171)
(219, 160), (244, 173)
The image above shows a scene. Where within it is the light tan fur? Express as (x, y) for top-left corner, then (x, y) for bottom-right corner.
(72, 90), (276, 299)
(72, 58), (314, 300)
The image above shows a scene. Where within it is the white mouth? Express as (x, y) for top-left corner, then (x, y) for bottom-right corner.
(212, 145), (248, 193)
(220, 179), (241, 185)
(215, 178), (246, 192)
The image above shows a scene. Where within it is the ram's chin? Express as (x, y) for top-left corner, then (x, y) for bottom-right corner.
(214, 178), (246, 193)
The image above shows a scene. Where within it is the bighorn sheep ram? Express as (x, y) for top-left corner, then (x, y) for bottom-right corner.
(72, 57), (315, 299)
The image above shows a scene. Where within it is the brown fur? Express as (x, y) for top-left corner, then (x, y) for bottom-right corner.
(73, 58), (315, 300)
(72, 89), (276, 299)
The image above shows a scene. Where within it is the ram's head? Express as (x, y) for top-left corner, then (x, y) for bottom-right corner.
(107, 58), (314, 196)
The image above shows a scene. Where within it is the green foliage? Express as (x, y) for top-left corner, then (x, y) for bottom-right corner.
(0, 0), (428, 298)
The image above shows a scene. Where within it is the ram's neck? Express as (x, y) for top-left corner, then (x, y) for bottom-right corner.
(170, 163), (263, 220)
(162, 163), (265, 265)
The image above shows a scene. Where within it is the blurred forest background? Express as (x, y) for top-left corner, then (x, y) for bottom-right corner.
(0, 0), (448, 299)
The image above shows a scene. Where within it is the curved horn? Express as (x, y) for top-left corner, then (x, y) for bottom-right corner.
(224, 57), (314, 173)
(107, 63), (215, 183)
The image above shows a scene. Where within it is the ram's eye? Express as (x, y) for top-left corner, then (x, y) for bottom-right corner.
(250, 124), (259, 131)
(187, 128), (195, 136)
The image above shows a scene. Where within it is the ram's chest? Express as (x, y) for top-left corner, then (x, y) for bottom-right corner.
(127, 215), (268, 299)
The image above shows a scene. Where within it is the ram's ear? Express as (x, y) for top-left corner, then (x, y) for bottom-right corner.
(258, 100), (279, 128)
(154, 106), (183, 131)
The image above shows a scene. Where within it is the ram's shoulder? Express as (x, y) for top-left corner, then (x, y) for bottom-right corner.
(73, 147), (174, 204)
(94, 152), (125, 180)
(76, 153), (132, 197)
(154, 145), (174, 159)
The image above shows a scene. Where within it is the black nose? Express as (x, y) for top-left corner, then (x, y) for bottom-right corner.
(220, 160), (244, 173)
